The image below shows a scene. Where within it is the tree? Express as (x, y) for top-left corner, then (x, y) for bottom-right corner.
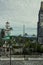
(37, 44), (41, 52)
(0, 38), (4, 47)
(24, 33), (28, 37)
(1, 29), (5, 38)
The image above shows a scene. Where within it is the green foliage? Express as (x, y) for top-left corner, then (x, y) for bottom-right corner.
(0, 38), (4, 47)
(40, 46), (43, 53)
(37, 44), (41, 52)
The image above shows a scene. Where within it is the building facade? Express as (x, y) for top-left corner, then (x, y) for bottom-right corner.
(37, 2), (43, 44)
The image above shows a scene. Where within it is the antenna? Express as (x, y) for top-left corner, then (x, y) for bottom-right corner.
(23, 25), (25, 36)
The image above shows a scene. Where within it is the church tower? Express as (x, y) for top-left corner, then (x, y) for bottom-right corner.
(5, 21), (12, 36)
(37, 2), (43, 44)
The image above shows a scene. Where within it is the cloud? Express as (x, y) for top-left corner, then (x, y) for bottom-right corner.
(0, 0), (42, 29)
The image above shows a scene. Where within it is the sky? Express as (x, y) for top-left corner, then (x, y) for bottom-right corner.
(0, 0), (43, 36)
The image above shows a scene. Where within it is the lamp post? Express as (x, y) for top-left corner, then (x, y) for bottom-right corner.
(10, 46), (12, 65)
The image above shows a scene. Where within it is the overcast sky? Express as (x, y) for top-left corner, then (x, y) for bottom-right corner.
(0, 0), (43, 35)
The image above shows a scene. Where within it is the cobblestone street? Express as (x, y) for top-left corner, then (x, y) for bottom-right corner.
(0, 60), (43, 65)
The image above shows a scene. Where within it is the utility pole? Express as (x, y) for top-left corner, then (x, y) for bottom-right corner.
(10, 46), (12, 65)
